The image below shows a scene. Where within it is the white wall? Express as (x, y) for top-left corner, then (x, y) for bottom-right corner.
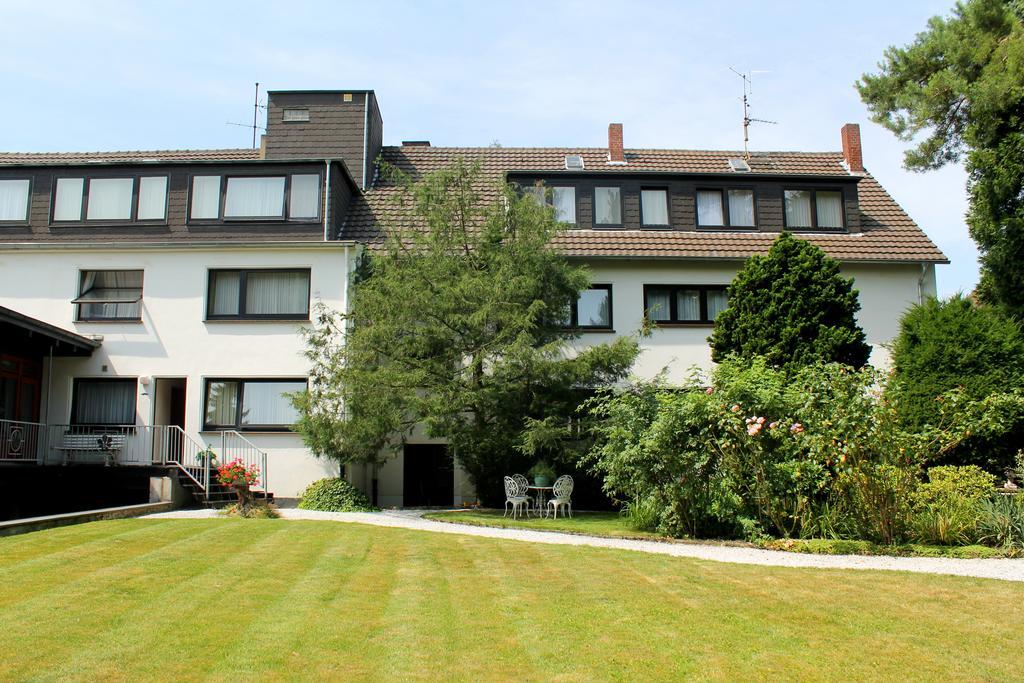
(0, 242), (355, 497)
(568, 259), (935, 382)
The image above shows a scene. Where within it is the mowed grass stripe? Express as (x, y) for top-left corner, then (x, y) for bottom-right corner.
(2, 519), (1024, 681)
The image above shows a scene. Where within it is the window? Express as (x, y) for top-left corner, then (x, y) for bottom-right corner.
(644, 285), (729, 325)
(189, 174), (321, 221)
(71, 378), (137, 426)
(784, 189), (845, 230)
(568, 285), (612, 329)
(203, 378), (306, 431)
(552, 187), (576, 223)
(594, 187), (622, 225)
(283, 108), (310, 122)
(521, 184), (576, 224)
(0, 179), (30, 222)
(207, 268), (311, 320)
(697, 188), (755, 228)
(641, 189), (669, 226)
(51, 176), (168, 223)
(74, 270), (143, 321)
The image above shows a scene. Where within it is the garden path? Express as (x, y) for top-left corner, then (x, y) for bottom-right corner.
(146, 507), (1024, 582)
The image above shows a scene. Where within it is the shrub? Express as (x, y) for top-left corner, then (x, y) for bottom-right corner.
(223, 501), (279, 518)
(976, 495), (1024, 549)
(620, 495), (660, 532)
(298, 477), (376, 512)
(914, 465), (996, 510)
(709, 233), (870, 371)
(890, 295), (1024, 473)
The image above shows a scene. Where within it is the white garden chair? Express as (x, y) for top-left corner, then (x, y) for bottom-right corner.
(503, 476), (530, 518)
(512, 473), (534, 515)
(548, 475), (574, 519)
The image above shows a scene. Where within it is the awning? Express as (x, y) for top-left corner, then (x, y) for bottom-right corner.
(0, 305), (100, 357)
(71, 288), (143, 305)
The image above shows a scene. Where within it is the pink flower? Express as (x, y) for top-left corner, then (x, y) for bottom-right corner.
(747, 424), (761, 436)
(705, 386), (714, 395)
(768, 422), (778, 430)
(731, 404), (741, 413)
(790, 423), (804, 434)
(756, 416), (765, 425)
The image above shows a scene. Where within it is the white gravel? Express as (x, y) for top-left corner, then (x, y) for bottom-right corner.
(145, 507), (1024, 583)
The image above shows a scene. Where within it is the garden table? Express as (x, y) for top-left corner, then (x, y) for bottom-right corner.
(526, 485), (553, 518)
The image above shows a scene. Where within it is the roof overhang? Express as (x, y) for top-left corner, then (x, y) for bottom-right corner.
(0, 306), (100, 357)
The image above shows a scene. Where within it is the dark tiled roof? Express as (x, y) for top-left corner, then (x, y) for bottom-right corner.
(0, 148), (261, 164)
(343, 146), (947, 263)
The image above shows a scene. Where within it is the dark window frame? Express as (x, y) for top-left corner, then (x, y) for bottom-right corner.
(49, 174), (170, 226)
(639, 186), (671, 228)
(70, 377), (138, 427)
(202, 377), (307, 432)
(593, 186), (624, 228)
(643, 284), (729, 326)
(519, 183), (578, 225)
(0, 177), (32, 224)
(695, 186), (758, 230)
(783, 187), (846, 231)
(205, 268), (312, 321)
(74, 269), (144, 322)
(187, 172), (322, 224)
(568, 284), (614, 331)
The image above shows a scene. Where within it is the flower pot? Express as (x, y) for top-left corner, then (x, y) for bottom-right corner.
(533, 475), (551, 488)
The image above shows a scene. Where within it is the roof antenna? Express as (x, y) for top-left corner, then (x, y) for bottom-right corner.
(729, 68), (776, 159)
(226, 82), (267, 148)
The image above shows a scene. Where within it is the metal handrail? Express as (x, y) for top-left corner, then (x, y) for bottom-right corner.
(220, 430), (269, 495)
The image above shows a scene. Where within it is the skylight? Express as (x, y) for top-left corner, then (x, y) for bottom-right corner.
(565, 155), (584, 170)
(728, 158), (751, 172)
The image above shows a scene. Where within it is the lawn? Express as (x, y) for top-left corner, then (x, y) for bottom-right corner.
(2, 519), (1023, 681)
(423, 508), (669, 540)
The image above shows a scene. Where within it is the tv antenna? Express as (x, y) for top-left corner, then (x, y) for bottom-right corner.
(226, 82), (266, 148)
(729, 68), (777, 159)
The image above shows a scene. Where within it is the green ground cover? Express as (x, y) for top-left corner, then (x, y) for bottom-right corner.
(422, 509), (667, 540)
(1, 518), (1022, 681)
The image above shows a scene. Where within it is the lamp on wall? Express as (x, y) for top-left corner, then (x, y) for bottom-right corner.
(139, 376), (152, 396)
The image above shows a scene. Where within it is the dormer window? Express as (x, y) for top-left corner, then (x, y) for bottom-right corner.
(594, 187), (622, 226)
(52, 175), (168, 223)
(0, 179), (30, 222)
(696, 188), (755, 228)
(189, 173), (321, 222)
(522, 184), (576, 224)
(784, 189), (844, 230)
(640, 189), (669, 227)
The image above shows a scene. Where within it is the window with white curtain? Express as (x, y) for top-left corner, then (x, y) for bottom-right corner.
(204, 378), (306, 430)
(54, 177), (85, 221)
(696, 190), (724, 226)
(86, 178), (134, 220)
(594, 187), (621, 225)
(74, 270), (143, 321)
(0, 179), (30, 221)
(568, 286), (612, 329)
(641, 189), (669, 226)
(71, 379), (137, 425)
(206, 269), (310, 320)
(224, 177), (286, 218)
(289, 174), (320, 219)
(137, 177), (168, 220)
(727, 189), (755, 227)
(190, 176), (221, 219)
(551, 187), (576, 223)
(816, 191), (844, 229)
(784, 190), (813, 228)
(785, 189), (845, 229)
(643, 285), (728, 324)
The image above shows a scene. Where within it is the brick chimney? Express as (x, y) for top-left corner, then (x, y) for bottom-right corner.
(841, 123), (864, 172)
(608, 123), (625, 164)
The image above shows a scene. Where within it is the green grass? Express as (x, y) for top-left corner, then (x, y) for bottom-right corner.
(2, 519), (1023, 680)
(423, 509), (669, 540)
(760, 537), (1020, 559)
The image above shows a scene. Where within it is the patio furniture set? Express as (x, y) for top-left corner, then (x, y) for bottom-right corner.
(503, 473), (573, 519)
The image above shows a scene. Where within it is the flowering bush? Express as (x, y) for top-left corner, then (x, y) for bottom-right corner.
(217, 458), (260, 489)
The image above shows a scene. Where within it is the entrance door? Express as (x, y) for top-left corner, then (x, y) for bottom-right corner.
(153, 378), (187, 462)
(403, 444), (454, 507)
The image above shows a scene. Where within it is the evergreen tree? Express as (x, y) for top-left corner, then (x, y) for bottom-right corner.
(857, 0), (1024, 318)
(293, 161), (639, 504)
(709, 233), (870, 370)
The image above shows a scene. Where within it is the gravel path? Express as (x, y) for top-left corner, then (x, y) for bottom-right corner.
(145, 508), (1024, 583)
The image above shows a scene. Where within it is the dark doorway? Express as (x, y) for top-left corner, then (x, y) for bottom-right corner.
(403, 444), (453, 507)
(153, 378), (187, 462)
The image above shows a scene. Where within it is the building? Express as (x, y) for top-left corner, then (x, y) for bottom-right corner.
(0, 89), (946, 506)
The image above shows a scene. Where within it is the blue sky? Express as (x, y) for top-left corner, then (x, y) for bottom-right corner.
(0, 0), (975, 296)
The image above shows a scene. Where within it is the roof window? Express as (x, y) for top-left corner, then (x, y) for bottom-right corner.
(728, 158), (751, 172)
(565, 155), (584, 170)
(282, 108), (310, 122)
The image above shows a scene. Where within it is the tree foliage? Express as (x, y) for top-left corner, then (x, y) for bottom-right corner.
(857, 0), (1024, 317)
(889, 294), (1024, 473)
(709, 233), (870, 370)
(293, 161), (640, 504)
